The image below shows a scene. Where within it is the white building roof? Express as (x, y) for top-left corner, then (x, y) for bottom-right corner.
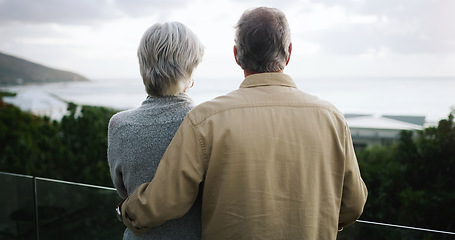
(346, 115), (424, 131)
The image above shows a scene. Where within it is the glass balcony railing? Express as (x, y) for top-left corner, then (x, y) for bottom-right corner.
(337, 219), (455, 240)
(1, 171), (124, 240)
(1, 171), (454, 240)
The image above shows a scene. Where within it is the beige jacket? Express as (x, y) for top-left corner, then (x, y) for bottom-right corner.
(122, 73), (368, 240)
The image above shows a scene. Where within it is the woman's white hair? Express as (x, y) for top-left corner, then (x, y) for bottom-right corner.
(234, 7), (291, 73)
(138, 22), (204, 97)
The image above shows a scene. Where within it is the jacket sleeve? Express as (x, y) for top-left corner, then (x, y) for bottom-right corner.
(120, 116), (205, 236)
(338, 125), (368, 228)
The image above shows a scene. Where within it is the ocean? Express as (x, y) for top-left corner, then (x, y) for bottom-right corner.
(2, 76), (455, 123)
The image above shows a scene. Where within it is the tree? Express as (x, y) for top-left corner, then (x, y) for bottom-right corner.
(0, 100), (118, 187)
(59, 103), (118, 186)
(396, 111), (455, 233)
(354, 110), (455, 239)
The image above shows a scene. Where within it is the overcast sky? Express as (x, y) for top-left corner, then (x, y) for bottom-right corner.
(1, 0), (454, 79)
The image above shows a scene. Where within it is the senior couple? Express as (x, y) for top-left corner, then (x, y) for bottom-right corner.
(108, 6), (368, 240)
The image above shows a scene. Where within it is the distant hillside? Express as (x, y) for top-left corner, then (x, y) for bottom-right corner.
(0, 52), (89, 86)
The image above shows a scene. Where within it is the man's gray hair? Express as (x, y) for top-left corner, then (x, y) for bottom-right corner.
(235, 7), (291, 73)
(138, 22), (204, 96)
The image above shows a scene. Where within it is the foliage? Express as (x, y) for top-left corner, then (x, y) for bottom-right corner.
(0, 100), (118, 187)
(0, 91), (16, 98)
(354, 110), (455, 239)
(2, 94), (455, 239)
(397, 112), (455, 233)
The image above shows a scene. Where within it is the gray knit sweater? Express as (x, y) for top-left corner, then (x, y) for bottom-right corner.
(108, 94), (201, 240)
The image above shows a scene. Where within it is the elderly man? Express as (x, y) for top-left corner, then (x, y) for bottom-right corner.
(118, 7), (367, 240)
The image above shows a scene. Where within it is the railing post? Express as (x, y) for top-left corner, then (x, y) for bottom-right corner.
(32, 176), (39, 240)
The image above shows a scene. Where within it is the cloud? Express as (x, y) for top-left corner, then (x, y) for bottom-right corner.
(1, 0), (454, 78)
(300, 0), (455, 55)
(0, 0), (116, 24)
(115, 0), (190, 19)
(0, 0), (190, 25)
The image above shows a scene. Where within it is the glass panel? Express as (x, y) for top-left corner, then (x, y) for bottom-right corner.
(0, 172), (36, 240)
(337, 221), (455, 240)
(2, 171), (454, 239)
(34, 178), (124, 240)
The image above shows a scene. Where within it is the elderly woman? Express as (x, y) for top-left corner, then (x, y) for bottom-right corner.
(108, 22), (204, 239)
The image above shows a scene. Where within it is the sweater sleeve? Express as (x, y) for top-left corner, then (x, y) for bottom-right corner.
(107, 115), (128, 199)
(121, 116), (205, 236)
(338, 124), (368, 228)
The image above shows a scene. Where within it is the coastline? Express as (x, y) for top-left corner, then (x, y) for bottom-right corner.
(1, 77), (454, 124)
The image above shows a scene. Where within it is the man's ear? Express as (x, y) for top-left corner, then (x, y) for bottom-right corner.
(234, 45), (240, 66)
(286, 43), (292, 66)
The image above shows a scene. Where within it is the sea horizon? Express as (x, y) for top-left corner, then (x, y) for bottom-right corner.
(2, 76), (455, 123)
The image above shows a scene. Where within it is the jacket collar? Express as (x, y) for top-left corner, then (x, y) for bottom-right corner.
(239, 72), (297, 89)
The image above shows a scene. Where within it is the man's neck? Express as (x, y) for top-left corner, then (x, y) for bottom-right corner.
(243, 70), (254, 78)
(244, 70), (283, 78)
